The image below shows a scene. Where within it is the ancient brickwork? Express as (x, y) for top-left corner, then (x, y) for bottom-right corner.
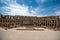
(0, 15), (60, 30)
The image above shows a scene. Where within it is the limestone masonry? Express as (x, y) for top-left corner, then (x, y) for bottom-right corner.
(0, 14), (60, 30)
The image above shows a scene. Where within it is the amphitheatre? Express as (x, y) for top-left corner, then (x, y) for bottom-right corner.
(0, 14), (60, 31)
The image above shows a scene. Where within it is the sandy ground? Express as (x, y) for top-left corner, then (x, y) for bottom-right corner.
(0, 27), (60, 40)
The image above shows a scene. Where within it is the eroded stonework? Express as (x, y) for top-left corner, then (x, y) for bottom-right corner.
(0, 15), (60, 31)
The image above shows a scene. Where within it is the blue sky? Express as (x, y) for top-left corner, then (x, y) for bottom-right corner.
(0, 0), (60, 17)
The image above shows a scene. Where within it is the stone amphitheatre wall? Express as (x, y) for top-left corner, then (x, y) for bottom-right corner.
(0, 15), (60, 30)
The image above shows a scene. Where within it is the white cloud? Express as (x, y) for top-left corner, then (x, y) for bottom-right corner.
(55, 11), (60, 15)
(1, 0), (47, 17)
(35, 0), (46, 4)
(2, 4), (36, 16)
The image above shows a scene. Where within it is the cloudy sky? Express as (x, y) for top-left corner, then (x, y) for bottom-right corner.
(0, 0), (60, 17)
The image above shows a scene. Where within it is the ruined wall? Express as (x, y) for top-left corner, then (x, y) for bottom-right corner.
(0, 15), (60, 30)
